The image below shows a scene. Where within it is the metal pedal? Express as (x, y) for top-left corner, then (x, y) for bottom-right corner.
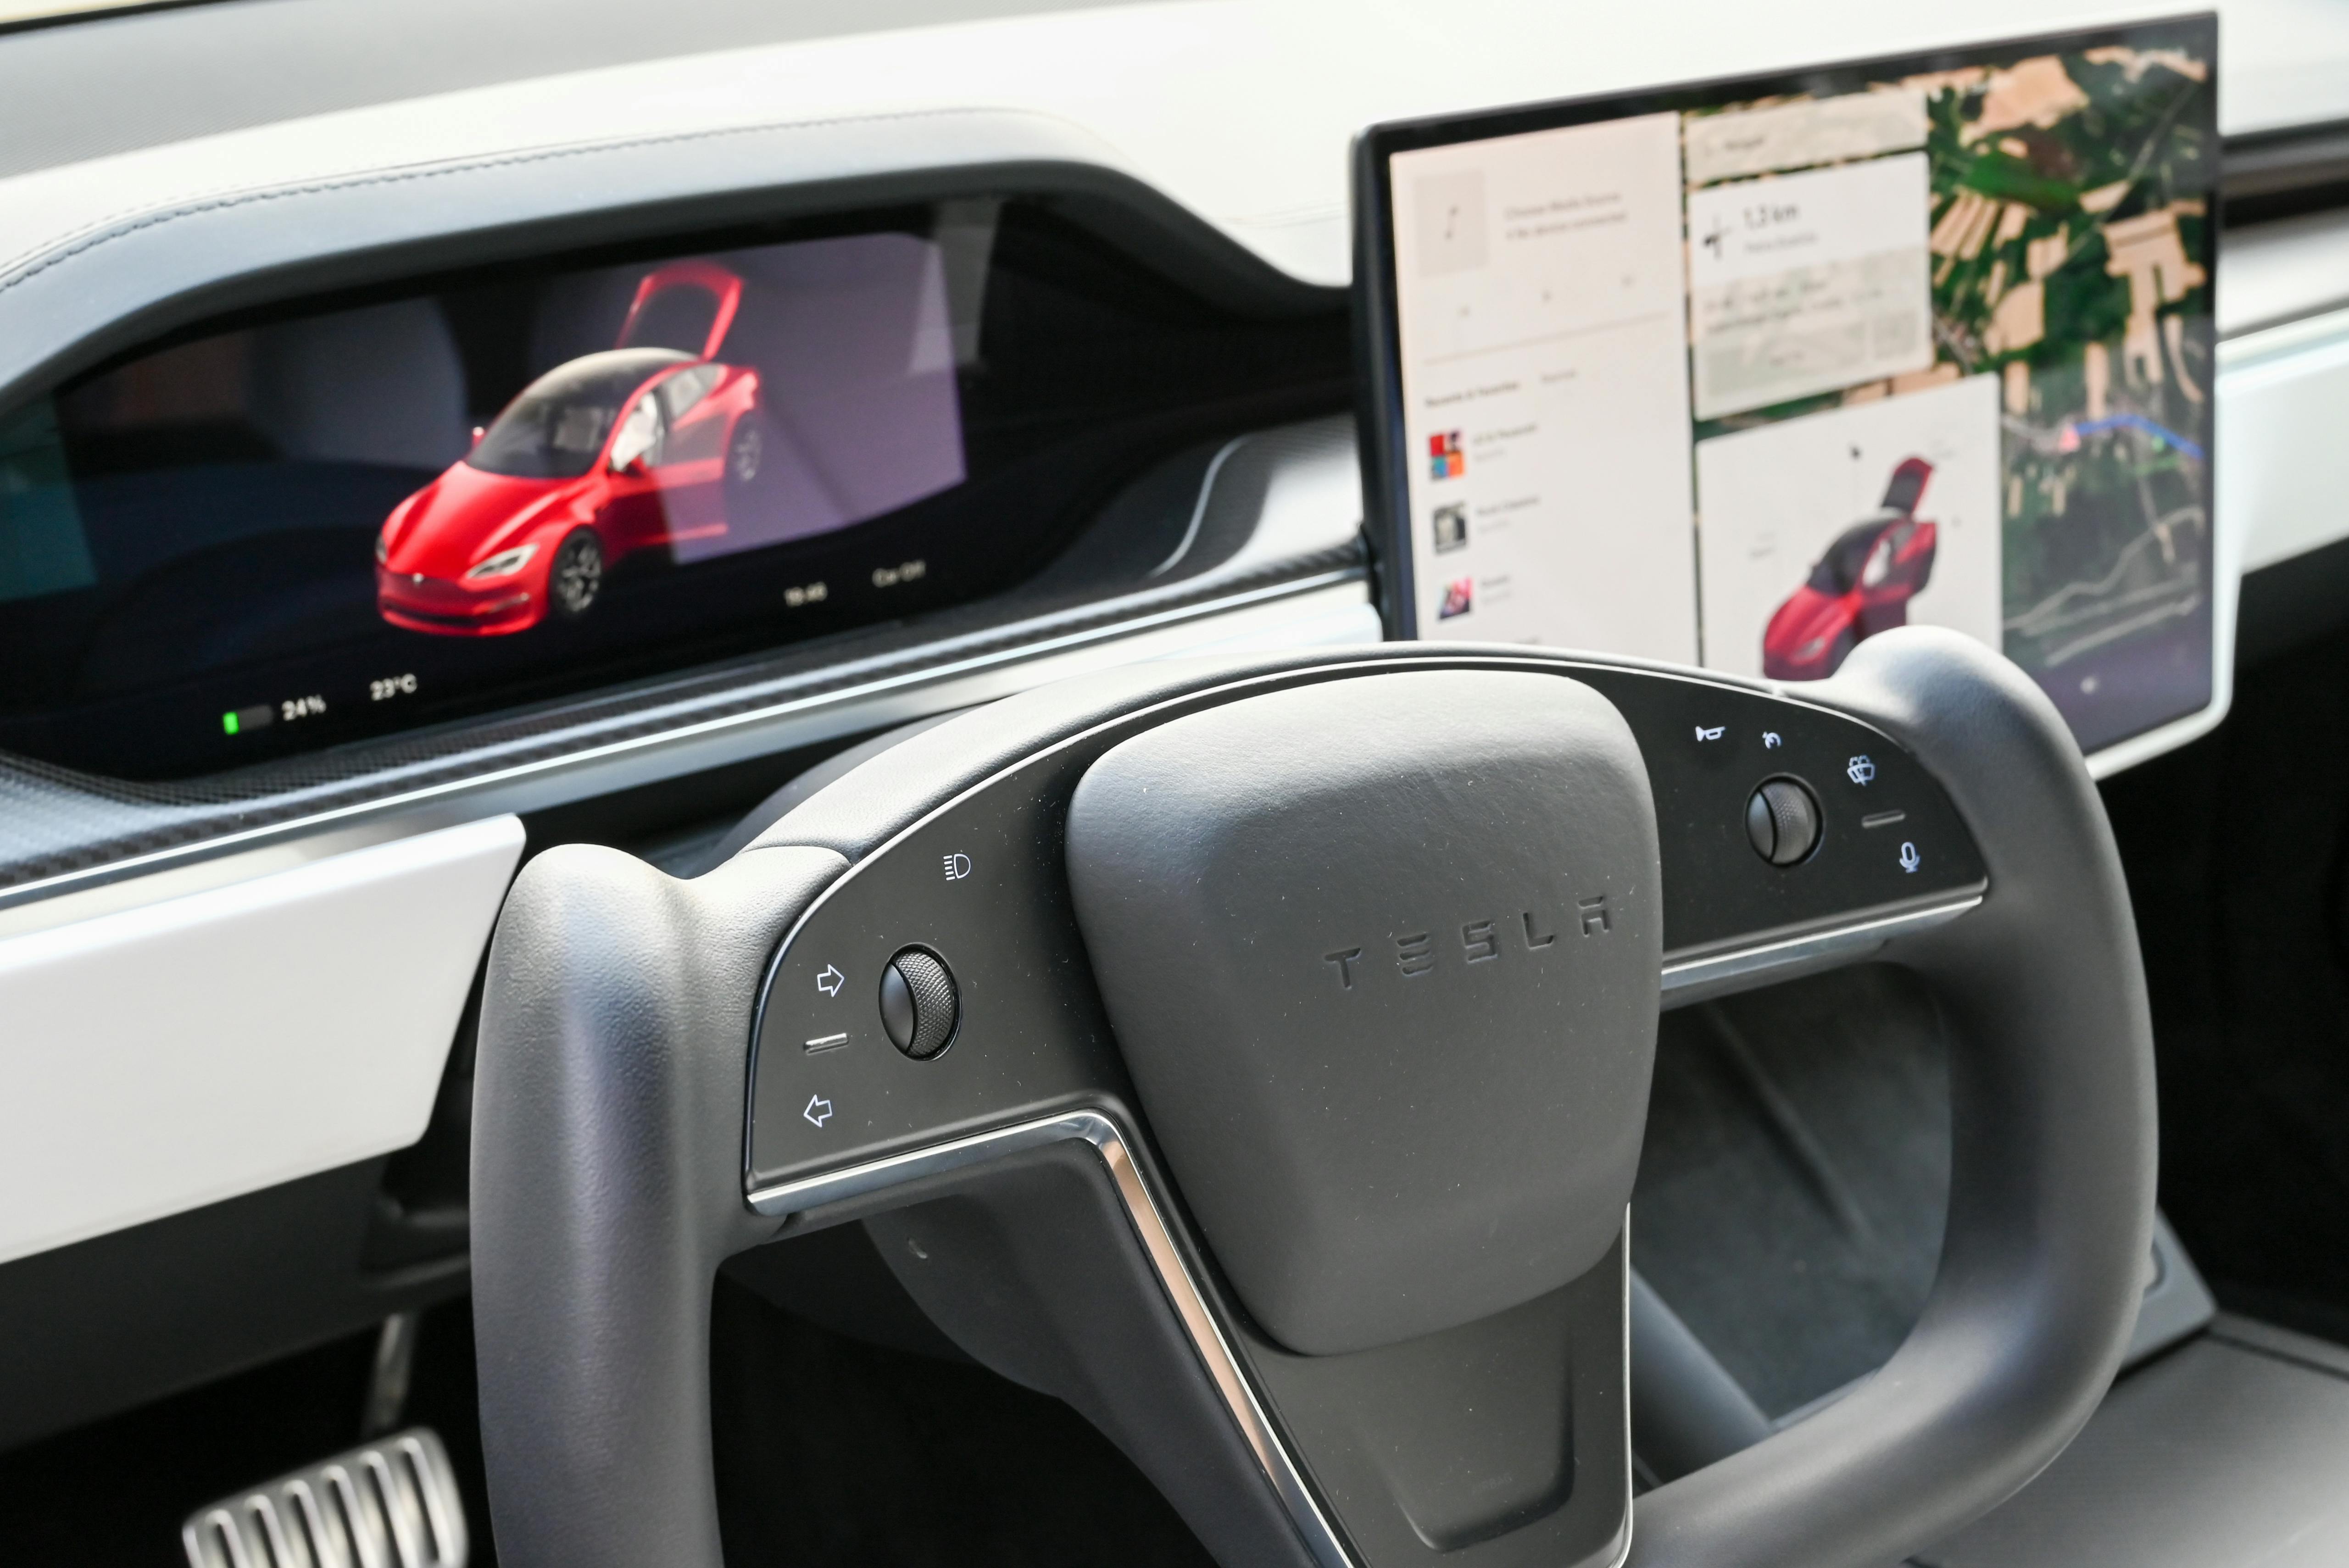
(181, 1427), (468, 1568)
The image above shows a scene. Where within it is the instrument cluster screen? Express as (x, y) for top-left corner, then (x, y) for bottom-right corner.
(0, 201), (1348, 779)
(1359, 16), (2217, 755)
(0, 221), (984, 777)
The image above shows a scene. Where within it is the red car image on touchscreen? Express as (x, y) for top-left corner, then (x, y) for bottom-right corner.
(1761, 456), (1940, 681)
(374, 262), (767, 636)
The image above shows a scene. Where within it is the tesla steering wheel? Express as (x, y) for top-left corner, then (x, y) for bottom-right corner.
(470, 630), (2154, 1568)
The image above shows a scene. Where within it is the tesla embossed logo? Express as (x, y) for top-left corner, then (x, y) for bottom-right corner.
(1320, 899), (1607, 990)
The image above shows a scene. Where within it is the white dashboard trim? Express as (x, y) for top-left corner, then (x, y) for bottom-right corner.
(0, 814), (523, 1268)
(2221, 209), (2349, 343)
(2221, 305), (2349, 575)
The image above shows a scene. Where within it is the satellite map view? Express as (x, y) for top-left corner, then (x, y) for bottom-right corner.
(1687, 28), (2216, 746)
(1921, 41), (2215, 741)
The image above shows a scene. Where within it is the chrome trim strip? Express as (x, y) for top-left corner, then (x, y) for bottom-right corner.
(1659, 893), (1983, 995)
(1091, 1126), (1356, 1568)
(1613, 1209), (1635, 1568)
(1150, 436), (1246, 578)
(749, 1107), (1354, 1568)
(746, 1111), (1108, 1218)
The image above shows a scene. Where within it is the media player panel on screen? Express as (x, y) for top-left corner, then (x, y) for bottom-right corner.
(1367, 17), (2217, 755)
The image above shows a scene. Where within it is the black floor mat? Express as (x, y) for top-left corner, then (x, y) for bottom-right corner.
(0, 1295), (491, 1567)
(0, 1264), (1215, 1568)
(710, 1268), (1216, 1568)
(2103, 623), (2349, 1331)
(1633, 964), (1951, 1419)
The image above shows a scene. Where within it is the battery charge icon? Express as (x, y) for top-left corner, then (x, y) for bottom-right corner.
(221, 705), (275, 736)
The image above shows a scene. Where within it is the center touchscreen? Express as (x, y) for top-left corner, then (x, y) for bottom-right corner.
(1358, 16), (2217, 755)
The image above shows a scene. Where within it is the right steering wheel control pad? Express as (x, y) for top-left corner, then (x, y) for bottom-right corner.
(1568, 665), (1985, 955)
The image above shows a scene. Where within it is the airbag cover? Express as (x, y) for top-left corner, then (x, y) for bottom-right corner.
(1066, 669), (1660, 1355)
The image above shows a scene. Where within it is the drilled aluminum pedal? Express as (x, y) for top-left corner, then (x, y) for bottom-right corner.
(181, 1427), (468, 1568)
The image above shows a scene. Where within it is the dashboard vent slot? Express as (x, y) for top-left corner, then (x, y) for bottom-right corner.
(181, 1428), (468, 1568)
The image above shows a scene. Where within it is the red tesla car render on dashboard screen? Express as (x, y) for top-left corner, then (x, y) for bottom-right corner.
(375, 264), (765, 636)
(615, 258), (744, 358)
(1761, 456), (1940, 681)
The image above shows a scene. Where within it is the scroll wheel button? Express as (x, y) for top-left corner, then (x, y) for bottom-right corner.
(879, 947), (959, 1059)
(1745, 778), (1820, 867)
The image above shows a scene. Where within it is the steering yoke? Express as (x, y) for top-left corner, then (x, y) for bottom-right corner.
(471, 629), (2154, 1568)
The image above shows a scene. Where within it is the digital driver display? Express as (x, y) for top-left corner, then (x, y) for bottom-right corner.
(0, 201), (1349, 780)
(1358, 16), (2217, 755)
(0, 222), (979, 777)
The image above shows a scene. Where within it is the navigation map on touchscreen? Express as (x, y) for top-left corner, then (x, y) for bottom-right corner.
(1367, 17), (2217, 754)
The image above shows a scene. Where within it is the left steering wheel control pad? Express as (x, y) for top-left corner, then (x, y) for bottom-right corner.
(1066, 669), (1662, 1357)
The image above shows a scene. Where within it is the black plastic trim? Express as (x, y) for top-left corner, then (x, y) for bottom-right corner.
(2224, 119), (2349, 224)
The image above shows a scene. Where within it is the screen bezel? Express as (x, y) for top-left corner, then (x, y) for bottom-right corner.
(1351, 13), (2223, 768)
